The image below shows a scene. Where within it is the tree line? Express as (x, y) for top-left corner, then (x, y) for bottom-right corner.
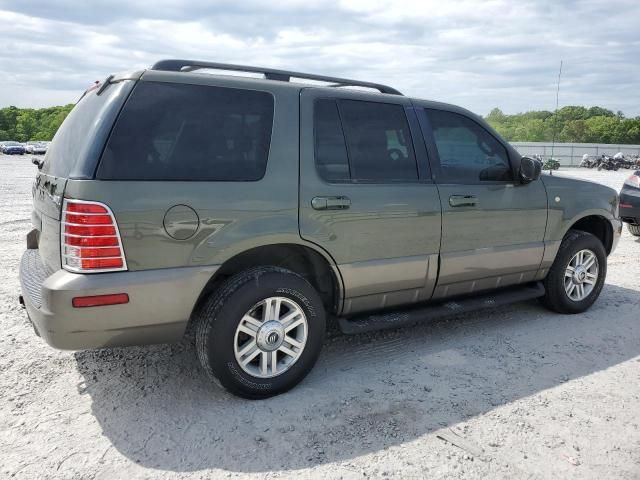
(0, 105), (74, 142)
(486, 106), (640, 144)
(2, 103), (640, 145)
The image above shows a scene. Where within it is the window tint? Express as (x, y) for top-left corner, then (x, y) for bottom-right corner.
(97, 82), (274, 181)
(314, 99), (350, 182)
(426, 109), (512, 182)
(43, 84), (124, 177)
(339, 100), (418, 182)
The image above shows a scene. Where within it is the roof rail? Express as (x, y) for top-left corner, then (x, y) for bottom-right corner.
(150, 59), (403, 96)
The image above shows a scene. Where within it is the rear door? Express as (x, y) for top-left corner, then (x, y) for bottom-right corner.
(299, 89), (442, 315)
(417, 106), (548, 298)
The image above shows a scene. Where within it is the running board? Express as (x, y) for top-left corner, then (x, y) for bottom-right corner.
(338, 282), (545, 335)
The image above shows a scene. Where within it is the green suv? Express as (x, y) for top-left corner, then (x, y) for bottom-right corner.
(19, 60), (622, 398)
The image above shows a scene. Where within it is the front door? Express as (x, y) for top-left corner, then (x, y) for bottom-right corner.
(418, 106), (548, 299)
(299, 89), (442, 315)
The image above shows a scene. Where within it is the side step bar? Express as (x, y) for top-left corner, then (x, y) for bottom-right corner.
(338, 282), (545, 335)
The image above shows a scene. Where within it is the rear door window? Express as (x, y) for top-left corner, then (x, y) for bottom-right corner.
(340, 100), (418, 182)
(97, 82), (274, 181)
(313, 99), (419, 183)
(314, 99), (350, 182)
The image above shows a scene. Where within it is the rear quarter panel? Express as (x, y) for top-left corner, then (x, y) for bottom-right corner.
(63, 74), (314, 271)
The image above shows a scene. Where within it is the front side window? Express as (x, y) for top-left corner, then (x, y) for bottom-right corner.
(426, 109), (512, 182)
(313, 99), (419, 183)
(97, 82), (274, 181)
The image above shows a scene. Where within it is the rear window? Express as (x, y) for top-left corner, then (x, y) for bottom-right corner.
(42, 84), (126, 178)
(97, 82), (274, 181)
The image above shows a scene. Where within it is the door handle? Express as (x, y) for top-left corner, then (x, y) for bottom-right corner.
(449, 195), (477, 207)
(311, 196), (351, 210)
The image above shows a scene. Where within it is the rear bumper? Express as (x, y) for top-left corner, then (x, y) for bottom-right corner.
(19, 249), (218, 350)
(620, 207), (640, 223)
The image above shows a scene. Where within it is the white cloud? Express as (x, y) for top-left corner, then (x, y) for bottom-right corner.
(0, 0), (638, 115)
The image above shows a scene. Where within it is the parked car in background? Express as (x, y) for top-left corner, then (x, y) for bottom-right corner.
(1, 141), (26, 155)
(19, 60), (622, 399)
(619, 170), (640, 236)
(32, 142), (48, 154)
(24, 142), (48, 155)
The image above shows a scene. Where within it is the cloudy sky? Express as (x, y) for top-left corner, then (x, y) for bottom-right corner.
(0, 0), (639, 116)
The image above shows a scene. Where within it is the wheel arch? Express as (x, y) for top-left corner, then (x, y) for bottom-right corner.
(566, 214), (614, 254)
(188, 242), (343, 328)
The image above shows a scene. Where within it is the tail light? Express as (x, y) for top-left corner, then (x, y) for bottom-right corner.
(624, 173), (640, 189)
(61, 199), (127, 273)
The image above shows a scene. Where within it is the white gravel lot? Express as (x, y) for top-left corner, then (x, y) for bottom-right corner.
(1, 154), (639, 480)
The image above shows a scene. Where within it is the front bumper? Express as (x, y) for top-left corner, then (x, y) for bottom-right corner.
(19, 249), (218, 350)
(611, 218), (622, 253)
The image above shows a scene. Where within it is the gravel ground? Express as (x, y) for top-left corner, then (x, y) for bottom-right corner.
(1, 154), (639, 480)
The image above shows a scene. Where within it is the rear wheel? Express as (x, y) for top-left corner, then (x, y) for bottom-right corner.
(628, 224), (640, 236)
(540, 230), (606, 314)
(195, 266), (326, 399)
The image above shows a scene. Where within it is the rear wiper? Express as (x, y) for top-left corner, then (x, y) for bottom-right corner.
(96, 75), (115, 96)
(32, 158), (43, 170)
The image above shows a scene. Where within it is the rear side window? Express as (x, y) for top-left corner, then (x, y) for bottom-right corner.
(426, 109), (512, 182)
(313, 99), (418, 183)
(97, 82), (274, 181)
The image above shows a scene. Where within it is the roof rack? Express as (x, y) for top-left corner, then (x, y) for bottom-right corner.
(151, 59), (403, 96)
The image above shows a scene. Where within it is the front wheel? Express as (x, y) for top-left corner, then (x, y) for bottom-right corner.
(628, 224), (640, 236)
(195, 266), (326, 399)
(540, 230), (606, 314)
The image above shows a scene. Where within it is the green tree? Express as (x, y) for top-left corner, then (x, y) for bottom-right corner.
(0, 104), (74, 141)
(483, 106), (640, 144)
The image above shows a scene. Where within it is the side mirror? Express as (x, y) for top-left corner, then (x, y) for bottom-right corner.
(519, 156), (542, 183)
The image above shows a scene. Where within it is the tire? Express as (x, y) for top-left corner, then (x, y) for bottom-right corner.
(540, 230), (607, 314)
(628, 224), (640, 236)
(195, 266), (326, 399)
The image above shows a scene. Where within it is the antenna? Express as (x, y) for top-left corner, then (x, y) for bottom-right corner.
(550, 60), (563, 168)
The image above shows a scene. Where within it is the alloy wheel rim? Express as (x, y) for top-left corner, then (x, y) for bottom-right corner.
(564, 249), (598, 301)
(233, 296), (308, 378)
